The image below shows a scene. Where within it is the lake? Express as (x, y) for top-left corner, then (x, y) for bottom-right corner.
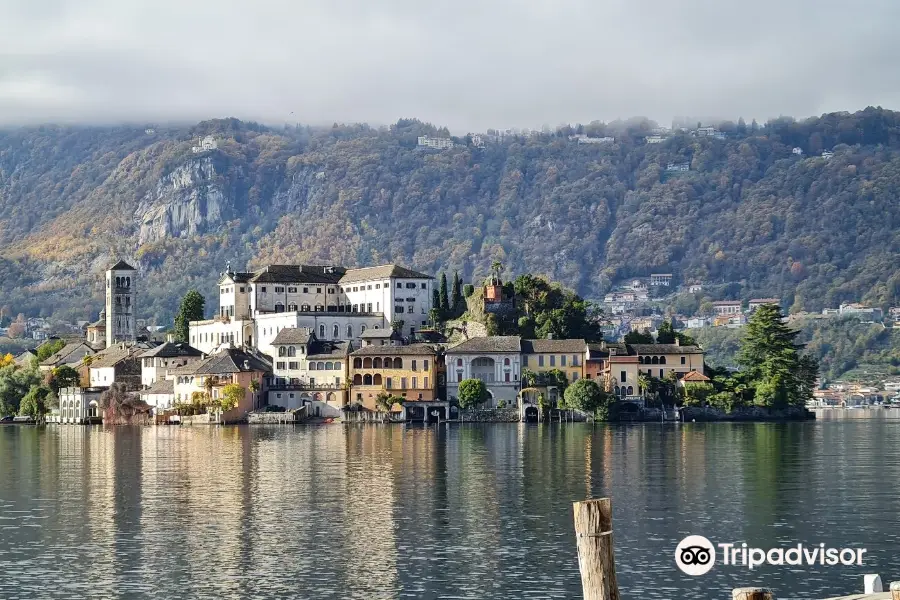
(1, 419), (899, 599)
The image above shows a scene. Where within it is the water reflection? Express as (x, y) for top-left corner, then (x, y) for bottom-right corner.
(0, 422), (898, 599)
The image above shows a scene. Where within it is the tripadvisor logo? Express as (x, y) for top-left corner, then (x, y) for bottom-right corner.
(675, 536), (867, 576)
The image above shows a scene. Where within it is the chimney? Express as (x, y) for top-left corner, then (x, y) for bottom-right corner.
(166, 334), (175, 343)
(243, 360), (250, 370)
(600, 341), (607, 350)
(675, 338), (681, 346)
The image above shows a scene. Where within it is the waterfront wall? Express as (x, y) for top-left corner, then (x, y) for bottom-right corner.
(459, 408), (521, 422)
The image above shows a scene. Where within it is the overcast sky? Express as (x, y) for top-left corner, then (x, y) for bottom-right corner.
(2, 0), (899, 133)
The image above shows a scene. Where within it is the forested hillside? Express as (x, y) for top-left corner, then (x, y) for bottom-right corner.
(0, 108), (899, 324)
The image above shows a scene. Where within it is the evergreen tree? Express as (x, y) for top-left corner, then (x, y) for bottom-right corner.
(432, 288), (441, 315)
(174, 290), (205, 343)
(737, 304), (816, 408)
(439, 273), (449, 313)
(451, 271), (462, 314)
(656, 320), (677, 344)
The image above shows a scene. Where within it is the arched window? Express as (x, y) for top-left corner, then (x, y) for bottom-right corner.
(115, 277), (120, 287)
(659, 356), (667, 365)
(309, 362), (317, 371)
(288, 303), (297, 312)
(637, 356), (644, 364)
(353, 358), (362, 368)
(626, 386), (634, 396)
(373, 325), (380, 330)
(319, 324), (325, 338)
(316, 362), (325, 370)
(332, 324), (339, 339)
(363, 357), (372, 368)
(394, 357), (403, 369)
(333, 361), (341, 370)
(302, 304), (310, 312)
(287, 346), (296, 357)
(651, 356), (659, 365)
(614, 386), (621, 397)
(373, 357), (382, 368)
(275, 302), (285, 313)
(353, 374), (362, 385)
(360, 325), (367, 334)
(504, 358), (510, 366)
(347, 324), (353, 338)
(325, 361), (334, 370)
(278, 347), (286, 357)
(363, 374), (373, 385)
(125, 277), (130, 287)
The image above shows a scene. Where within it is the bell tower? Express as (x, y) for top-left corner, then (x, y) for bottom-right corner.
(106, 261), (137, 347)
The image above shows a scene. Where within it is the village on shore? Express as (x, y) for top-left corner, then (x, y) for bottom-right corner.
(10, 259), (726, 426)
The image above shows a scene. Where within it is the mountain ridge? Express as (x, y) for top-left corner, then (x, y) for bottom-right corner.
(0, 109), (898, 323)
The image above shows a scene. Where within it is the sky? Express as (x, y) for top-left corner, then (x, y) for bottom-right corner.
(2, 0), (900, 133)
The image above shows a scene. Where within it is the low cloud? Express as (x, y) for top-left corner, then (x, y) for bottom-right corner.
(1, 0), (899, 132)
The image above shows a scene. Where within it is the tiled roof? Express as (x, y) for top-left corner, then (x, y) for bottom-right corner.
(39, 342), (94, 366)
(351, 343), (440, 356)
(220, 271), (254, 284)
(712, 300), (742, 305)
(89, 344), (148, 368)
(681, 371), (710, 382)
(522, 339), (588, 354)
(448, 336), (522, 353)
(308, 340), (351, 359)
(271, 328), (313, 345)
(360, 328), (402, 339)
(192, 348), (272, 375)
(339, 264), (432, 284)
(629, 344), (703, 355)
(749, 298), (780, 304)
(249, 265), (344, 284)
(140, 379), (175, 395)
(139, 342), (204, 358)
(108, 260), (136, 271)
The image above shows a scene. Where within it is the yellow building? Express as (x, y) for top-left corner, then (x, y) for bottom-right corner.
(520, 338), (587, 406)
(349, 343), (440, 411)
(629, 342), (705, 380)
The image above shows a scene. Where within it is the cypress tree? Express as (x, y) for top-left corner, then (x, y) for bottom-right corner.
(432, 288), (441, 315)
(175, 290), (205, 343)
(439, 273), (449, 312)
(451, 270), (462, 314)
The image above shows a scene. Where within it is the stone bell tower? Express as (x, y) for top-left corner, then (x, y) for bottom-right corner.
(106, 261), (137, 347)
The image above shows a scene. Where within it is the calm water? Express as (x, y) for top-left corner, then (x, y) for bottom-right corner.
(1, 419), (899, 599)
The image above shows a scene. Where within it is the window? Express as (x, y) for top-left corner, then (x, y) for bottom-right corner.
(275, 286), (285, 293)
(319, 324), (325, 338)
(347, 324), (353, 338)
(681, 356), (686, 365)
(376, 302), (380, 311)
(353, 304), (358, 312)
(332, 324), (339, 339)
(421, 283), (426, 289)
(289, 361), (299, 370)
(277, 361), (286, 369)
(261, 287), (267, 293)
(412, 377), (417, 389)
(406, 283), (415, 289)
(412, 360), (417, 371)
(288, 287), (297, 293)
(287, 346), (296, 357)
(328, 288), (334, 293)
(303, 287), (309, 293)
(395, 306), (404, 314)
(401, 377), (408, 388)
(550, 355), (556, 366)
(505, 372), (510, 382)
(504, 358), (510, 366)
(572, 373), (579, 382)
(561, 355), (567, 367)
(239, 286), (245, 292)
(288, 303), (297, 312)
(361, 325), (367, 334)
(278, 347), (286, 357)
(367, 285), (372, 290)
(367, 303), (373, 312)
(660, 369), (664, 378)
(353, 287), (358, 292)
(301, 304), (310, 312)
(386, 377), (392, 389)
(375, 283), (381, 289)
(538, 355), (544, 367)
(523, 355), (528, 366)
(424, 377), (429, 388)
(423, 360), (429, 371)
(620, 371), (626, 384)
(316, 288), (322, 293)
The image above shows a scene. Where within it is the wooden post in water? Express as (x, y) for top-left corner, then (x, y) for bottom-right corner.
(573, 498), (620, 600)
(890, 581), (900, 600)
(732, 588), (775, 600)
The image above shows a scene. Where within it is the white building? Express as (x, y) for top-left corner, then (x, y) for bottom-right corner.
(140, 341), (205, 387)
(191, 135), (218, 153)
(792, 147), (803, 155)
(839, 303), (882, 321)
(650, 273), (673, 287)
(748, 298), (780, 312)
(191, 263), (434, 355)
(712, 301), (743, 316)
(140, 380), (175, 412)
(267, 328), (350, 415)
(417, 136), (454, 150)
(685, 317), (710, 329)
(666, 162), (690, 172)
(575, 136), (615, 144)
(445, 336), (522, 408)
(469, 134), (485, 148)
(822, 150), (834, 159)
(645, 135), (666, 144)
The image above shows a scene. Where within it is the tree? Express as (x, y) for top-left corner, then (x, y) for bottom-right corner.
(463, 284), (475, 298)
(375, 392), (404, 414)
(0, 363), (42, 416)
(48, 365), (80, 395)
(451, 271), (462, 314)
(439, 273), (449, 313)
(174, 290), (205, 343)
(682, 382), (715, 407)
(219, 383), (245, 413)
(429, 308), (441, 328)
(624, 329), (654, 344)
(563, 379), (604, 412)
(19, 385), (51, 421)
(34, 338), (66, 363)
(737, 304), (817, 409)
(432, 288), (441, 315)
(99, 383), (150, 422)
(457, 378), (489, 409)
(543, 368), (569, 397)
(390, 319), (405, 333)
(656, 320), (676, 344)
(0, 353), (14, 368)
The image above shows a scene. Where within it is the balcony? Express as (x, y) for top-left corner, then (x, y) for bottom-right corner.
(266, 378), (345, 391)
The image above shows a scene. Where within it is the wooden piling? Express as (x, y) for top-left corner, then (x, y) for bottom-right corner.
(890, 581), (900, 600)
(573, 498), (620, 600)
(732, 588), (775, 600)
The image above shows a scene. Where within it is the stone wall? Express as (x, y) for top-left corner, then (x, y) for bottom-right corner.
(459, 408), (521, 422)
